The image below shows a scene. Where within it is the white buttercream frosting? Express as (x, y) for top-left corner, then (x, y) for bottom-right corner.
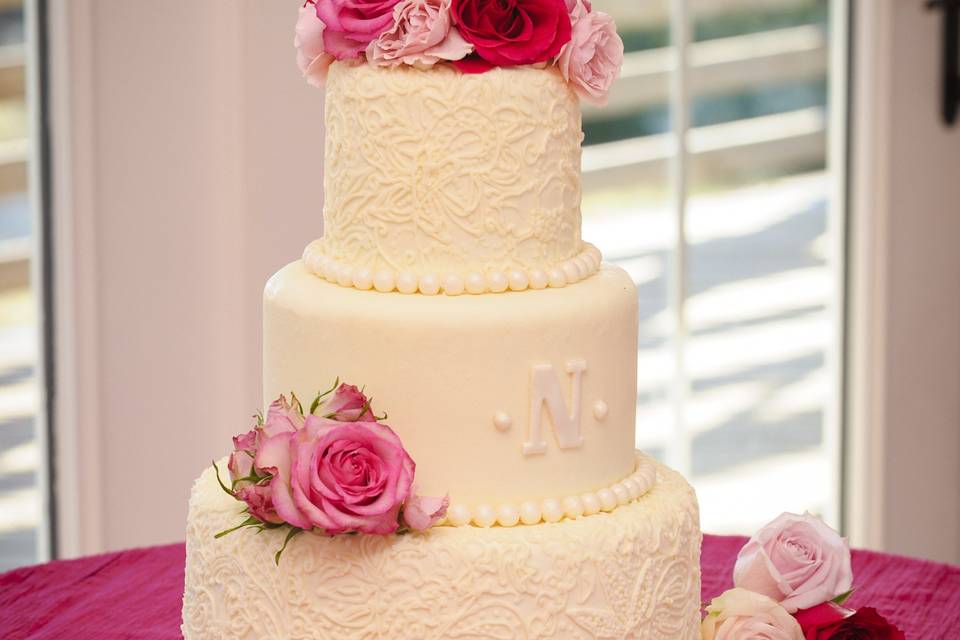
(181, 454), (702, 640)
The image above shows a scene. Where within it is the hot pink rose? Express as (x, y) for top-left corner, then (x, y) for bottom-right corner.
(257, 417), (415, 535)
(367, 0), (472, 68)
(402, 489), (449, 531)
(795, 602), (906, 640)
(556, 1), (623, 106)
(735, 512), (853, 613)
(322, 383), (375, 421)
(295, 2), (335, 87)
(315, 0), (402, 60)
(450, 0), (572, 73)
(701, 588), (804, 640)
(235, 484), (284, 525)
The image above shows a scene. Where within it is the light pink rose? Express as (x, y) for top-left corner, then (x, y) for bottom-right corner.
(235, 484), (284, 525)
(316, 0), (402, 60)
(556, 1), (623, 106)
(228, 428), (259, 486)
(367, 0), (472, 68)
(701, 588), (804, 640)
(263, 394), (304, 437)
(295, 3), (335, 87)
(734, 512), (853, 613)
(402, 489), (449, 531)
(322, 383), (375, 422)
(257, 417), (415, 535)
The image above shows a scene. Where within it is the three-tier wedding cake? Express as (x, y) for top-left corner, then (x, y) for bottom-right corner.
(182, 2), (701, 638)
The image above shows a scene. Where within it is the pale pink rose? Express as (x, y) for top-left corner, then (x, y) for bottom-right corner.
(564, 0), (591, 11)
(235, 484), (283, 525)
(367, 0), (473, 68)
(258, 417), (415, 535)
(227, 428), (259, 486)
(734, 512), (853, 613)
(701, 588), (804, 640)
(316, 0), (402, 60)
(322, 383), (375, 421)
(403, 489), (449, 531)
(295, 3), (335, 87)
(263, 394), (305, 437)
(556, 1), (623, 106)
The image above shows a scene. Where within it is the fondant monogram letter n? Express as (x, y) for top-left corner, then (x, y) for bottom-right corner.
(523, 359), (587, 456)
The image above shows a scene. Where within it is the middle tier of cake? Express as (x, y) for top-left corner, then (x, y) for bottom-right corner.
(263, 261), (639, 519)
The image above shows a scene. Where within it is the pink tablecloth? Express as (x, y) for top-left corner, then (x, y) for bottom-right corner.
(1, 534), (957, 639)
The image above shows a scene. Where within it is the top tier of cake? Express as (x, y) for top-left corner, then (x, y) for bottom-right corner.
(304, 61), (592, 293)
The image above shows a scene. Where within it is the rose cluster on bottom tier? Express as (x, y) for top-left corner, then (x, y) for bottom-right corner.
(702, 512), (906, 639)
(215, 381), (448, 563)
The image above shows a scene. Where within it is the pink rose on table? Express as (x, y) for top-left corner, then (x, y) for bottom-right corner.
(402, 489), (449, 531)
(795, 602), (906, 640)
(449, 0), (572, 73)
(295, 2), (335, 87)
(323, 383), (375, 421)
(367, 0), (472, 68)
(734, 512), (853, 613)
(701, 588), (803, 640)
(556, 1), (623, 106)
(258, 418), (415, 535)
(315, 0), (402, 60)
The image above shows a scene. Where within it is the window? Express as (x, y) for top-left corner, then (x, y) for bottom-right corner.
(0, 0), (39, 571)
(584, 0), (845, 533)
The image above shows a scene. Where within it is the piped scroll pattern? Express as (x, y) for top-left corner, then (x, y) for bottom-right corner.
(320, 62), (584, 279)
(181, 455), (702, 640)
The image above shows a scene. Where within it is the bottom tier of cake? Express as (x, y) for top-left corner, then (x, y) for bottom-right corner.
(181, 454), (702, 640)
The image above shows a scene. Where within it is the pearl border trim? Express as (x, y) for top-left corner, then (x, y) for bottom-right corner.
(441, 451), (657, 528)
(302, 241), (604, 296)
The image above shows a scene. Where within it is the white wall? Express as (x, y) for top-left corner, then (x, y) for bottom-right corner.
(847, 0), (960, 564)
(49, 0), (323, 556)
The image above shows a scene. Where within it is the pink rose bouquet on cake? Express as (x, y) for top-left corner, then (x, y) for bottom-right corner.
(295, 0), (623, 103)
(215, 379), (448, 563)
(701, 512), (905, 639)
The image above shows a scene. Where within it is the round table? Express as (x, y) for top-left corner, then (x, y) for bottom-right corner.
(1, 534), (957, 638)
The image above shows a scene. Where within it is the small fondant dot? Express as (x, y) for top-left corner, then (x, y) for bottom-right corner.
(623, 478), (642, 500)
(447, 504), (472, 527)
(443, 274), (464, 296)
(519, 501), (541, 525)
(562, 260), (580, 283)
(465, 272), (486, 295)
(418, 273), (441, 296)
(337, 266), (354, 288)
(352, 268), (373, 290)
(472, 505), (497, 528)
(323, 260), (338, 283)
(396, 271), (418, 294)
(547, 268), (567, 288)
(562, 495), (585, 519)
(487, 271), (509, 293)
(612, 483), (630, 506)
(597, 488), (617, 512)
(497, 504), (520, 527)
(529, 269), (549, 290)
(581, 493), (601, 516)
(373, 270), (395, 293)
(541, 498), (564, 523)
(493, 411), (512, 432)
(508, 270), (529, 291)
(593, 400), (609, 421)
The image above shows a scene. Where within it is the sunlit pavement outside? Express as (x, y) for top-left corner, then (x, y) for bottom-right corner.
(0, 286), (37, 571)
(585, 171), (834, 534)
